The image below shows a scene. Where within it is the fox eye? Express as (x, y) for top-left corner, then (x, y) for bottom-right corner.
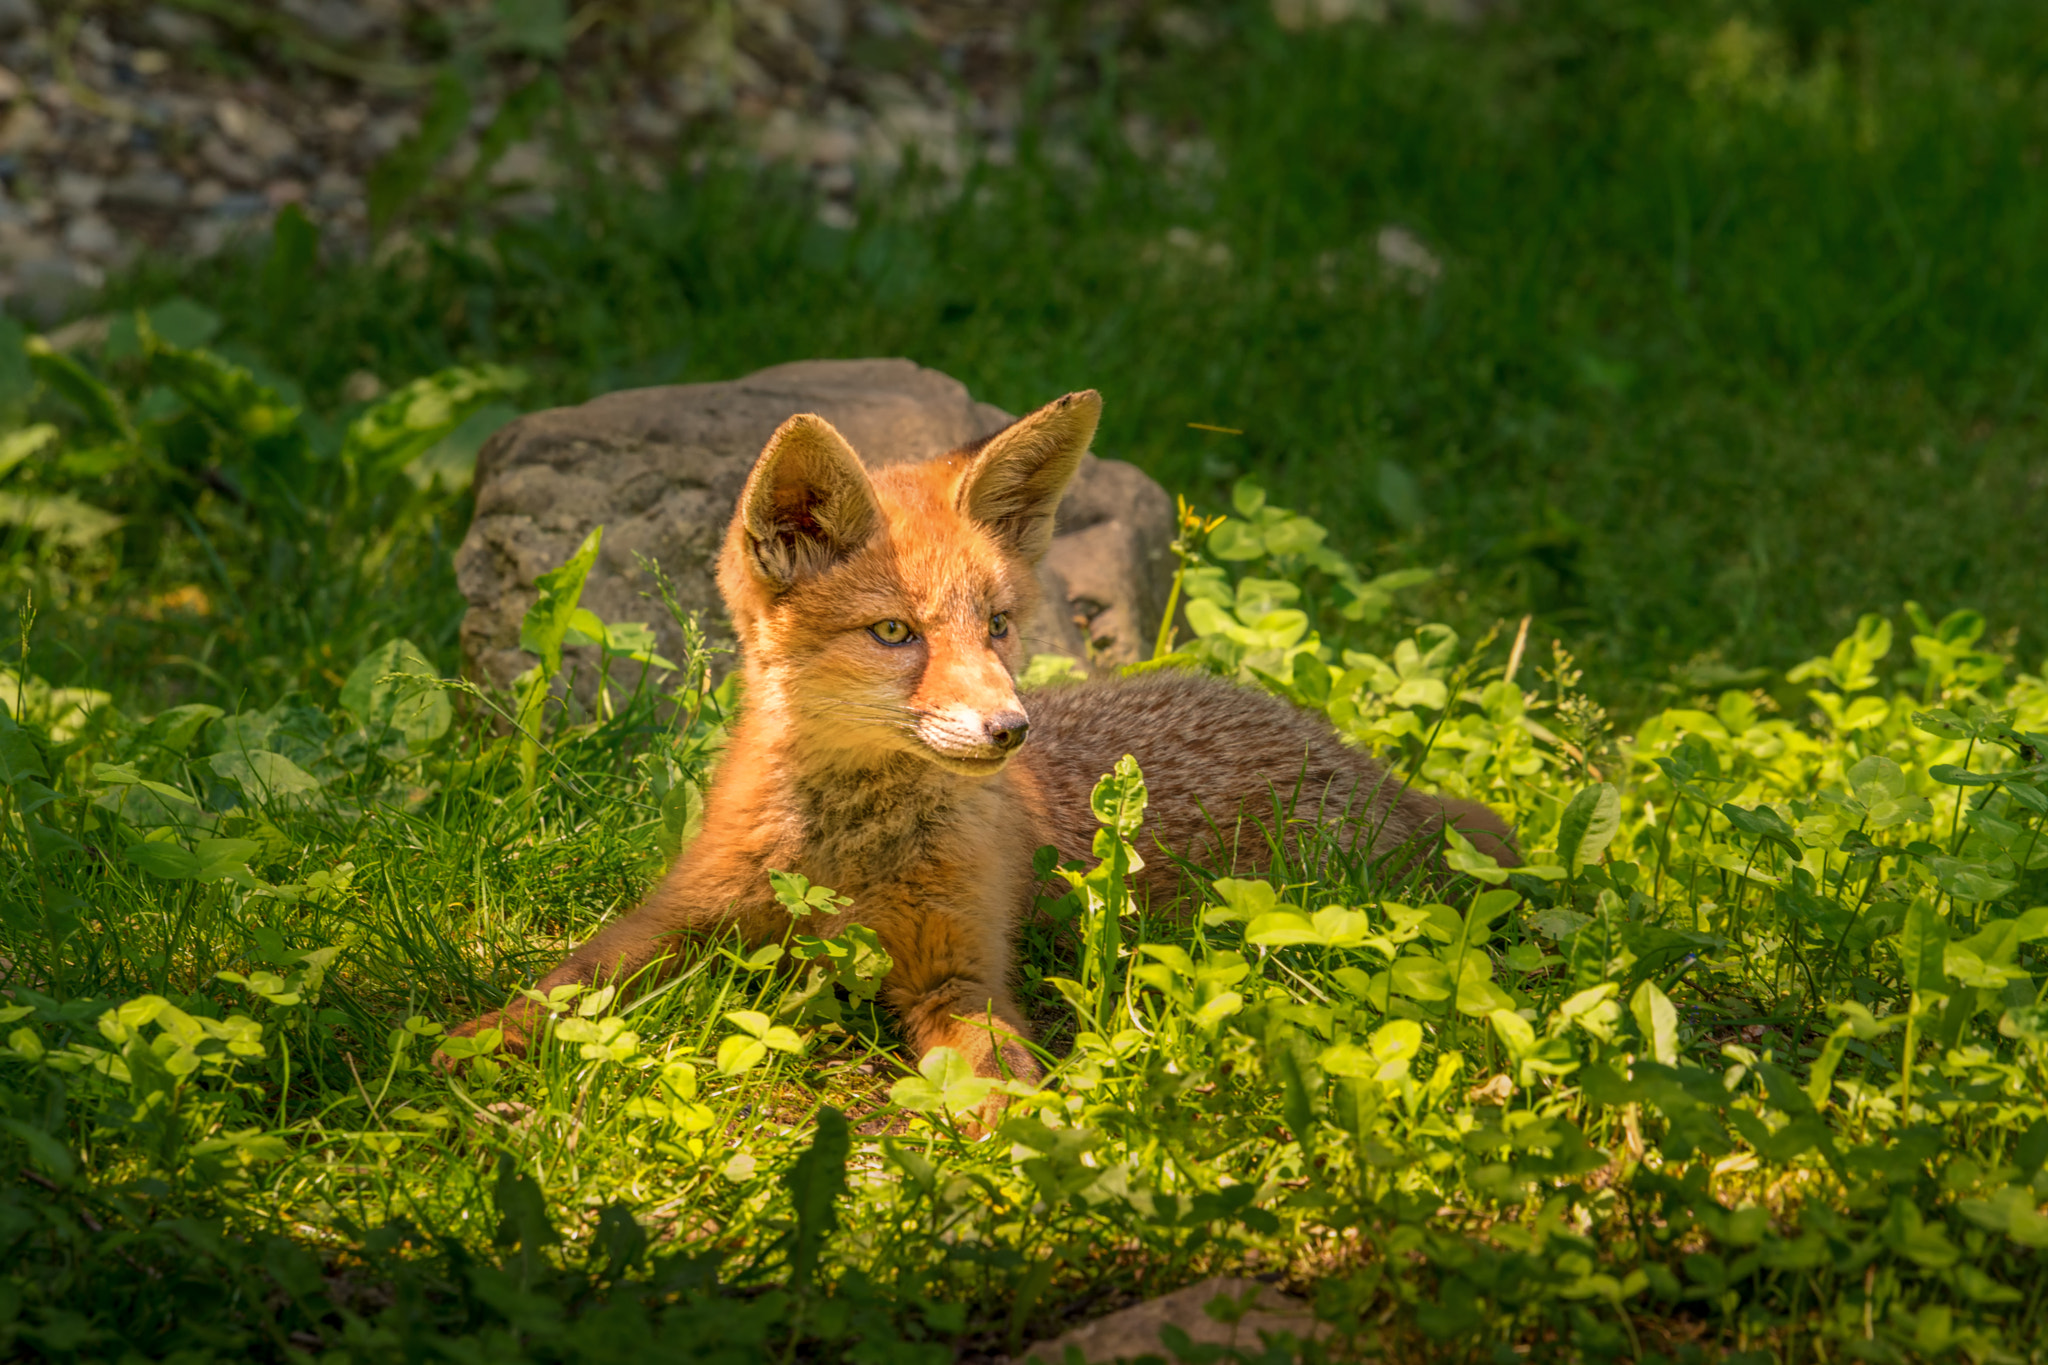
(868, 619), (915, 646)
(989, 612), (1010, 638)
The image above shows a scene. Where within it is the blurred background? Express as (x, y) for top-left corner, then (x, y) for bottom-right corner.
(0, 0), (2042, 715)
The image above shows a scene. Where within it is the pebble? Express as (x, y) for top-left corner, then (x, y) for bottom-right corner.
(280, 0), (389, 48)
(199, 134), (262, 186)
(211, 191), (268, 220)
(62, 213), (120, 260)
(214, 98), (296, 163)
(14, 255), (100, 324)
(143, 6), (217, 48)
(0, 102), (46, 153)
(311, 166), (358, 207)
(105, 166), (185, 210)
(0, 0), (33, 42)
(53, 170), (104, 210)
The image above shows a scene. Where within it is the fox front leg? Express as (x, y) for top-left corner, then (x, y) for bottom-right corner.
(436, 859), (768, 1068)
(870, 896), (1040, 1092)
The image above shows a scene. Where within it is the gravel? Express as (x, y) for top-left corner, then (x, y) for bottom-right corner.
(0, 1), (1422, 324)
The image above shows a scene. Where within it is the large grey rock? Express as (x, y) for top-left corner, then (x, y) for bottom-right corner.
(456, 358), (1177, 704)
(1017, 1276), (1325, 1364)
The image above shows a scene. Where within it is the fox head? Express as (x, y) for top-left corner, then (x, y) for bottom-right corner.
(717, 390), (1103, 775)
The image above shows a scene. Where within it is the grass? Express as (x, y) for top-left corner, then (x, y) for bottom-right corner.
(5, 1), (2048, 1360)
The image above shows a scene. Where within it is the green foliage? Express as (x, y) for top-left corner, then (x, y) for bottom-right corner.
(8, 486), (2048, 1358)
(9, 0), (2048, 1355)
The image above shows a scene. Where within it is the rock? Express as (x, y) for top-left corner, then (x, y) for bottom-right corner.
(144, 6), (217, 48)
(52, 170), (103, 209)
(13, 254), (101, 325)
(213, 98), (296, 163)
(0, 0), (36, 42)
(455, 359), (1176, 706)
(198, 133), (262, 185)
(104, 166), (185, 209)
(280, 0), (389, 47)
(60, 212), (119, 260)
(0, 102), (45, 154)
(1018, 1276), (1325, 1364)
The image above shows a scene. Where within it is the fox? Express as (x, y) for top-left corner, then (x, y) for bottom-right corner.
(443, 389), (1515, 1090)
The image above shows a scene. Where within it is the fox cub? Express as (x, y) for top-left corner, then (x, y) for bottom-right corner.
(446, 390), (1514, 1083)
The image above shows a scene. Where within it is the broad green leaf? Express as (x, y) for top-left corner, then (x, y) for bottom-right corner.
(1901, 898), (1949, 994)
(1555, 784), (1621, 875)
(26, 336), (130, 438)
(1442, 828), (1511, 885)
(889, 1046), (995, 1115)
(1089, 755), (1149, 836)
(1631, 980), (1679, 1065)
(0, 423), (56, 481)
(145, 334), (300, 440)
(1489, 1009), (1537, 1058)
(715, 1035), (767, 1075)
(520, 527), (603, 678)
(1245, 911), (1320, 946)
(1207, 878), (1280, 925)
(1389, 954), (1451, 1002)
(340, 638), (451, 750)
(343, 362), (528, 476)
(208, 750), (321, 804)
(126, 841), (203, 880)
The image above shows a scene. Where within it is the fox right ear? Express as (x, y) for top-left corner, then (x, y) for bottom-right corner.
(737, 414), (881, 590)
(958, 389), (1102, 564)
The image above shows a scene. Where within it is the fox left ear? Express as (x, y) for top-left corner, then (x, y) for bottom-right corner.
(957, 389), (1102, 564)
(737, 413), (882, 591)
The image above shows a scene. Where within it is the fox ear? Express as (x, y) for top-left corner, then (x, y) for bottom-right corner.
(958, 389), (1102, 564)
(738, 413), (881, 590)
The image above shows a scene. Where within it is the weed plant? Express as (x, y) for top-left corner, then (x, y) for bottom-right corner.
(4, 335), (2048, 1359)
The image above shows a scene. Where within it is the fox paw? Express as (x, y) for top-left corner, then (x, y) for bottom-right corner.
(433, 1009), (531, 1072)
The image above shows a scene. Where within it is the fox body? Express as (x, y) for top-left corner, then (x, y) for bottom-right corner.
(447, 390), (1513, 1083)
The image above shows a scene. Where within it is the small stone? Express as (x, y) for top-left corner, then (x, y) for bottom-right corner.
(815, 199), (856, 230)
(14, 255), (102, 325)
(211, 190), (267, 220)
(130, 49), (170, 76)
(1375, 223), (1442, 288)
(486, 140), (556, 188)
(494, 188), (555, 219)
(311, 166), (358, 208)
(0, 64), (21, 101)
(0, 102), (47, 154)
(75, 19), (114, 64)
(189, 177), (226, 208)
(198, 133), (262, 185)
(342, 369), (382, 404)
(53, 170), (103, 210)
(625, 101), (680, 141)
(0, 0), (35, 42)
(145, 5), (217, 47)
(0, 217), (51, 262)
(61, 213), (119, 260)
(1021, 1277), (1324, 1365)
(214, 98), (296, 163)
(104, 166), (185, 209)
(321, 103), (367, 136)
(266, 179), (305, 207)
(280, 0), (388, 47)
(361, 109), (417, 156)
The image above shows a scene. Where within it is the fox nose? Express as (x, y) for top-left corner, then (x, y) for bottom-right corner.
(986, 712), (1030, 752)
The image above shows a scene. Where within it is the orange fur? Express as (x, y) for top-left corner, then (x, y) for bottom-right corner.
(444, 391), (1518, 1090)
